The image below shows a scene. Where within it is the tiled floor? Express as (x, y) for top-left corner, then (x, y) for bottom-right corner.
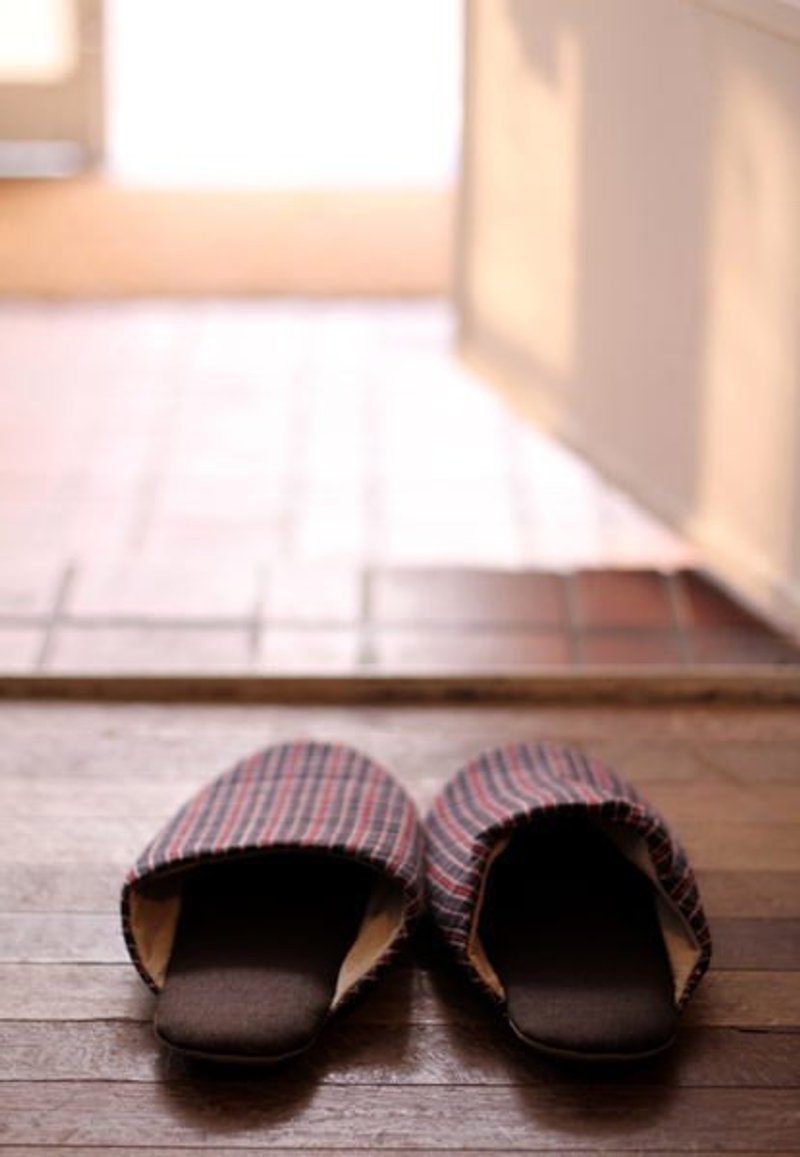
(2, 563), (797, 676)
(1, 299), (796, 674)
(0, 300), (689, 568)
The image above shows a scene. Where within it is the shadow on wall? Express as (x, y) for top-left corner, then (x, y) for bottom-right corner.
(461, 0), (800, 627)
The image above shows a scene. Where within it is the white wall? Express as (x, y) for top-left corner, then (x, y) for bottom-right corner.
(460, 0), (800, 630)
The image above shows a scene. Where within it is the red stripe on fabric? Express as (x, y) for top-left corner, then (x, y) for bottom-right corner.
(554, 745), (611, 807)
(163, 782), (213, 863)
(211, 750), (261, 853)
(426, 856), (473, 900)
(346, 778), (380, 855)
(326, 761), (367, 848)
(672, 875), (692, 901)
(259, 743), (305, 843)
(234, 744), (292, 849)
(278, 746), (330, 845)
(504, 743), (542, 806)
(487, 749), (539, 815)
(463, 760), (511, 827)
(303, 745), (344, 845)
(547, 744), (583, 797)
(588, 755), (617, 792)
(572, 773), (603, 809)
(385, 799), (417, 874)
(431, 790), (476, 849)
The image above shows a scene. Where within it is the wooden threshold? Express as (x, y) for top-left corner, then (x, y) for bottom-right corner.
(0, 179), (453, 296)
(2, 668), (800, 705)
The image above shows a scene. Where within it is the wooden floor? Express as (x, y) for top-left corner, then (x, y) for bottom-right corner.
(1, 697), (799, 1153)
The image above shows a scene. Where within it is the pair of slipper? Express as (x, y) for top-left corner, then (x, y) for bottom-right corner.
(121, 741), (712, 1064)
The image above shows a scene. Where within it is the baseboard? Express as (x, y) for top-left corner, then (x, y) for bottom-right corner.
(0, 179), (453, 297)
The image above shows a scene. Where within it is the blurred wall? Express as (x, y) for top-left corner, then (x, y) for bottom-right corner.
(459, 0), (800, 630)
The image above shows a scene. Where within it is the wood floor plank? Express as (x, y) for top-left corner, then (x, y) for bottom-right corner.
(684, 972), (800, 1029)
(1, 703), (797, 782)
(0, 739), (726, 794)
(0, 1083), (797, 1149)
(3, 863), (800, 922)
(3, 816), (798, 869)
(641, 782), (800, 824)
(0, 1151), (792, 1157)
(0, 964), (153, 1021)
(0, 1022), (797, 1088)
(1, 914), (797, 971)
(669, 823), (800, 871)
(0, 777), (192, 818)
(711, 920), (800, 970)
(1, 965), (797, 1029)
(0, 913), (125, 963)
(700, 741), (800, 784)
(2, 777), (798, 825)
(578, 739), (732, 783)
(0, 817), (160, 864)
(0, 863), (121, 912)
(696, 872), (800, 918)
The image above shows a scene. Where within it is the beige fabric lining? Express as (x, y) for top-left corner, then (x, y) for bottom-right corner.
(129, 882), (182, 991)
(466, 818), (703, 1006)
(333, 874), (406, 1006)
(598, 822), (702, 1002)
(466, 834), (510, 997)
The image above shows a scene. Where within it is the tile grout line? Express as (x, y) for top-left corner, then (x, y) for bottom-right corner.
(55, 614), (258, 630)
(361, 348), (388, 568)
(356, 566), (377, 669)
(34, 561), (77, 673)
(248, 565), (266, 668)
(277, 336), (320, 559)
(666, 571), (692, 666)
(562, 571), (584, 668)
(0, 614), (51, 628)
(123, 319), (188, 553)
(504, 416), (535, 566)
(5, 611), (743, 636)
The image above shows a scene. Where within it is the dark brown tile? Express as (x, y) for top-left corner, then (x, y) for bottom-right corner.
(580, 630), (684, 666)
(686, 629), (800, 666)
(372, 628), (571, 671)
(371, 569), (567, 627)
(572, 569), (674, 628)
(675, 570), (767, 630)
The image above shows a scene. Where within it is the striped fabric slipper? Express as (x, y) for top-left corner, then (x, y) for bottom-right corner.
(122, 741), (424, 1063)
(426, 742), (712, 1061)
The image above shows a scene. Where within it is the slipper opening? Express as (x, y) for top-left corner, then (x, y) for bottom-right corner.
(470, 812), (699, 1058)
(127, 848), (409, 1061)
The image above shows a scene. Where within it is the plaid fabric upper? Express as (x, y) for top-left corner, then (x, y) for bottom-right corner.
(122, 741), (424, 992)
(426, 742), (712, 1008)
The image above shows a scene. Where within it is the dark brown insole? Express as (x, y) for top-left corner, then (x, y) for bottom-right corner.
(479, 815), (678, 1059)
(154, 852), (373, 1062)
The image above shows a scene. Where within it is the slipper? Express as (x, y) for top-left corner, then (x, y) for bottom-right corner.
(121, 741), (424, 1063)
(425, 743), (712, 1061)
